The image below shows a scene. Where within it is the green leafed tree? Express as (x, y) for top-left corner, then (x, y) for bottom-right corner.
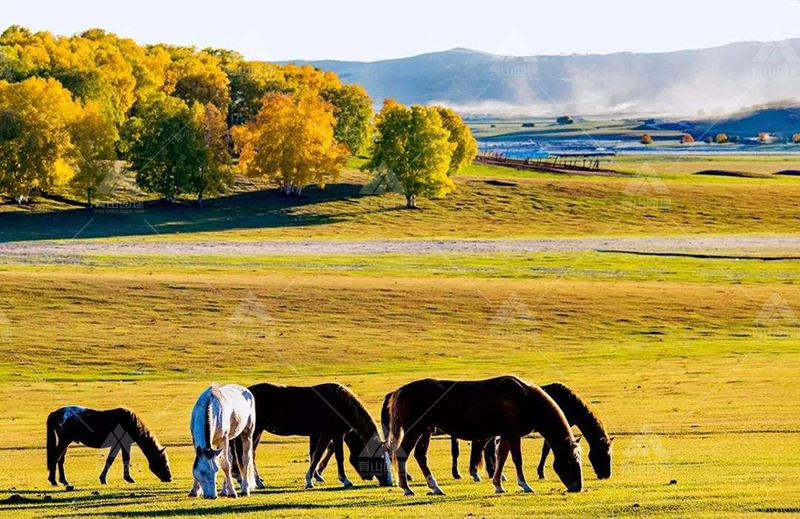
(321, 84), (373, 155)
(364, 100), (456, 208)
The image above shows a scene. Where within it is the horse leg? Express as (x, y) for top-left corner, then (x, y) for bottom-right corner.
(122, 443), (135, 483)
(332, 436), (353, 489)
(492, 439), (511, 494)
(509, 436), (532, 493)
(486, 438), (505, 481)
(414, 432), (444, 495)
(48, 439), (69, 486)
(450, 437), (462, 479)
(537, 441), (551, 479)
(57, 444), (71, 487)
(220, 435), (237, 498)
(397, 428), (424, 496)
(239, 429), (255, 496)
(314, 441), (334, 482)
(99, 444), (122, 484)
(305, 434), (327, 489)
(251, 430), (265, 489)
(468, 440), (483, 482)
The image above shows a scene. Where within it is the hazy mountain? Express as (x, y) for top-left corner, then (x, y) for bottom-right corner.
(288, 40), (800, 117)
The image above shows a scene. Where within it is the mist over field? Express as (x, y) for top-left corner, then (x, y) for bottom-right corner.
(293, 40), (800, 117)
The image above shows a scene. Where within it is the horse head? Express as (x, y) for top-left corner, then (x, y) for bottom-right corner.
(193, 446), (223, 498)
(149, 446), (172, 482)
(553, 437), (583, 492)
(588, 436), (613, 480)
(343, 431), (393, 487)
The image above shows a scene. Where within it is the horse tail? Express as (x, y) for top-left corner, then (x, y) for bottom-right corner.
(46, 411), (59, 471)
(387, 389), (403, 463)
(380, 392), (392, 440)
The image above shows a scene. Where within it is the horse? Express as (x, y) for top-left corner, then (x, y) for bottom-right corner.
(387, 375), (583, 496)
(46, 406), (171, 488)
(232, 382), (392, 490)
(189, 384), (256, 499)
(456, 382), (614, 481)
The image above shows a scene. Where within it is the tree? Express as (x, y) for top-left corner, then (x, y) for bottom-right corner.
(680, 133), (694, 144)
(321, 84), (373, 155)
(435, 107), (478, 176)
(232, 89), (347, 195)
(226, 60), (285, 126)
(364, 100), (456, 209)
(68, 101), (119, 206)
(123, 95), (207, 201)
(193, 103), (233, 204)
(165, 52), (230, 112)
(714, 133), (728, 144)
(792, 133), (800, 144)
(640, 133), (653, 145)
(0, 77), (80, 201)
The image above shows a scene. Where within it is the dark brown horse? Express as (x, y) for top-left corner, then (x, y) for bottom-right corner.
(457, 382), (613, 481)
(387, 376), (583, 495)
(46, 406), (171, 488)
(232, 382), (392, 489)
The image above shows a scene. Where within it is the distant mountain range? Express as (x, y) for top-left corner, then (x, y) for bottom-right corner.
(288, 40), (800, 118)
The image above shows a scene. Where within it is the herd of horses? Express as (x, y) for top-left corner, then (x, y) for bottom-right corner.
(45, 375), (612, 498)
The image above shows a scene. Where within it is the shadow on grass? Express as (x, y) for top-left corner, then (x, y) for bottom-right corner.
(0, 181), (369, 243)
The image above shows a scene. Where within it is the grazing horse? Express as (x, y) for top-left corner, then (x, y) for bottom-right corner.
(233, 382), (392, 490)
(388, 375), (583, 496)
(46, 406), (171, 488)
(458, 382), (614, 481)
(189, 384), (256, 499)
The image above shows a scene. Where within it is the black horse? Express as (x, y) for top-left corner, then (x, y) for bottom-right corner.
(388, 375), (583, 495)
(232, 382), (392, 489)
(46, 406), (171, 488)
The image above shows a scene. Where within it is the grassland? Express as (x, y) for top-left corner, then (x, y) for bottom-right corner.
(0, 156), (799, 517)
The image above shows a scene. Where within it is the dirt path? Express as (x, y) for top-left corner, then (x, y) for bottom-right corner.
(1, 235), (799, 257)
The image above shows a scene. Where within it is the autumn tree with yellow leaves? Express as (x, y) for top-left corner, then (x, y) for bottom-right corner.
(233, 90), (347, 195)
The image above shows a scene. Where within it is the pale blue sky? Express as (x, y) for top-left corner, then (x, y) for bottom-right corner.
(4, 0), (800, 61)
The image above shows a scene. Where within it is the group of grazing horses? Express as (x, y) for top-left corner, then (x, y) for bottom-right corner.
(45, 375), (612, 499)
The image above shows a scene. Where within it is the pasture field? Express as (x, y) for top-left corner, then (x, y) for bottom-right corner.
(0, 157), (799, 518)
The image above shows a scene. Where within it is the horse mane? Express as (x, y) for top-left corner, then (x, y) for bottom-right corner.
(116, 407), (164, 457)
(542, 382), (609, 446)
(325, 384), (380, 441)
(205, 384), (226, 450)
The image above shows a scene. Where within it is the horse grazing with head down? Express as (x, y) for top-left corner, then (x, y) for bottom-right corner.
(46, 406), (171, 488)
(190, 384), (256, 499)
(388, 375), (583, 496)
(232, 382), (392, 490)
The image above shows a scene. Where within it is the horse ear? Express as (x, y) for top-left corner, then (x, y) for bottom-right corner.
(160, 447), (167, 454)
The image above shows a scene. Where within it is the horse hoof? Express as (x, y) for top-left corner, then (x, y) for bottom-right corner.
(427, 489), (445, 496)
(65, 485), (75, 492)
(471, 474), (482, 483)
(494, 487), (505, 494)
(256, 482), (265, 490)
(124, 477), (135, 484)
(452, 473), (462, 480)
(403, 488), (415, 496)
(188, 491), (198, 498)
(519, 484), (533, 493)
(204, 495), (218, 500)
(48, 479), (57, 487)
(342, 481), (354, 489)
(314, 474), (325, 483)
(305, 483), (314, 490)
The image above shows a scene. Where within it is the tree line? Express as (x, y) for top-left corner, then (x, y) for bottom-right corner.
(0, 26), (476, 208)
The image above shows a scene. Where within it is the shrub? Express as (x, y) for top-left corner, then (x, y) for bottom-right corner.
(792, 133), (800, 144)
(714, 133), (728, 144)
(640, 133), (653, 145)
(681, 133), (695, 143)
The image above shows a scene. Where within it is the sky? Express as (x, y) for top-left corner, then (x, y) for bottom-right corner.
(4, 0), (800, 62)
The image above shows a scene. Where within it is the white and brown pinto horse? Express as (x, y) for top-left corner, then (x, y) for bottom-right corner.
(189, 384), (256, 499)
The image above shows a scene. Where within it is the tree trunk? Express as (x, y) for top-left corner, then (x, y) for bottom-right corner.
(406, 194), (417, 209)
(87, 188), (94, 209)
(197, 189), (204, 205)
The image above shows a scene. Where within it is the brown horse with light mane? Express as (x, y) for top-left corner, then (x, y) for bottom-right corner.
(387, 375), (583, 496)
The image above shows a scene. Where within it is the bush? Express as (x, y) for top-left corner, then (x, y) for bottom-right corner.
(556, 116), (574, 125)
(640, 133), (653, 145)
(792, 133), (800, 144)
(522, 122), (535, 128)
(681, 133), (695, 143)
(714, 133), (728, 144)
